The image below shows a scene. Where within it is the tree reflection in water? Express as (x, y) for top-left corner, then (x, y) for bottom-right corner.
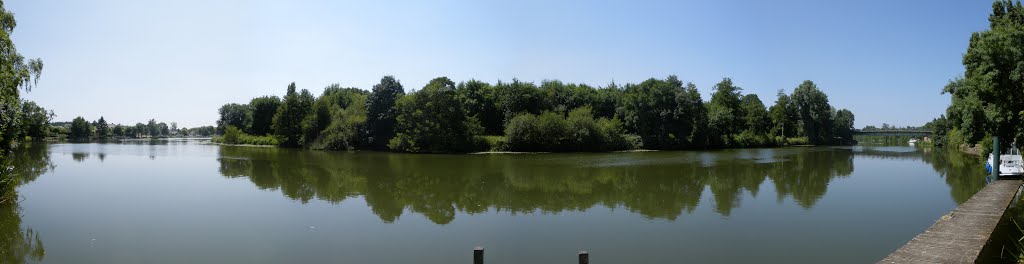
(217, 146), (867, 224)
(1, 143), (51, 263)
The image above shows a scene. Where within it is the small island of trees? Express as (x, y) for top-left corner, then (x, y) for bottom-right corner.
(216, 76), (856, 153)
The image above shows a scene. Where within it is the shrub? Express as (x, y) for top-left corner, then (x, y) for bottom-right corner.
(222, 125), (241, 144)
(479, 135), (507, 151)
(504, 107), (633, 152)
(308, 98), (367, 151)
(504, 113), (544, 151)
(213, 125), (278, 146)
(785, 137), (810, 146)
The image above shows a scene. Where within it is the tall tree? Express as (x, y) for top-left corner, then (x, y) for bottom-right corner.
(95, 116), (109, 139)
(833, 109), (855, 144)
(17, 101), (51, 140)
(676, 82), (708, 147)
(390, 77), (481, 152)
(147, 119), (159, 138)
(217, 103), (251, 134)
(769, 89), (798, 138)
(495, 79), (543, 127)
(70, 117), (90, 140)
(622, 76), (689, 149)
(707, 78), (745, 136)
(135, 123), (146, 137)
(158, 122), (169, 136)
(113, 125), (124, 137)
(301, 85), (364, 146)
(943, 0), (1024, 146)
(457, 80), (501, 135)
(593, 82), (622, 119)
(364, 76), (405, 150)
(740, 94), (770, 135)
(791, 80), (835, 144)
(248, 96), (280, 135)
(272, 82), (314, 147)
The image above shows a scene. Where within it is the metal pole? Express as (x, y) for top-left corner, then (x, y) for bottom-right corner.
(473, 246), (484, 264)
(578, 250), (589, 264)
(993, 136), (1000, 178)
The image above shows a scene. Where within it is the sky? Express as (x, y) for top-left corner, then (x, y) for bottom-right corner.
(8, 0), (993, 128)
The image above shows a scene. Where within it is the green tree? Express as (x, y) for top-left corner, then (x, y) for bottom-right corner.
(622, 76), (693, 149)
(769, 90), (798, 138)
(539, 80), (596, 114)
(301, 85), (365, 147)
(0, 0), (44, 204)
(147, 119), (159, 138)
(833, 108), (855, 144)
(70, 117), (90, 140)
(272, 82), (314, 147)
(95, 116), (109, 139)
(158, 122), (169, 136)
(593, 82), (622, 119)
(17, 101), (50, 140)
(217, 103), (251, 134)
(309, 94), (368, 150)
(390, 77), (482, 153)
(365, 76), (405, 150)
(456, 80), (502, 135)
(942, 1), (1024, 146)
(677, 82), (708, 147)
(740, 94), (770, 135)
(134, 123), (146, 137)
(112, 125), (124, 137)
(707, 78), (745, 137)
(791, 80), (835, 144)
(495, 79), (543, 127)
(565, 107), (604, 151)
(248, 96), (280, 135)
(0, 0), (43, 159)
(504, 111), (568, 152)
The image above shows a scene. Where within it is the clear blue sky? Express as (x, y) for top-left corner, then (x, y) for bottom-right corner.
(8, 0), (992, 128)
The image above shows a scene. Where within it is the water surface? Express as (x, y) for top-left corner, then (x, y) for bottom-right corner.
(5, 140), (986, 263)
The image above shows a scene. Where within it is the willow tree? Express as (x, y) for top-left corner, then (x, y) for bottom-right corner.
(0, 0), (42, 206)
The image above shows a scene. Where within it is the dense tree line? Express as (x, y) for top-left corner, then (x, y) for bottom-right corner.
(218, 75), (855, 153)
(59, 117), (214, 140)
(938, 0), (1024, 153)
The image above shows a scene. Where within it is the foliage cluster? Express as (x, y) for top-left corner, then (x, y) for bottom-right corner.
(59, 117), (210, 140)
(941, 0), (1024, 150)
(212, 125), (278, 146)
(219, 75), (855, 153)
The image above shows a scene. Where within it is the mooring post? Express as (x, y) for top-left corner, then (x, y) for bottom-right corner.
(993, 136), (1000, 178)
(473, 246), (484, 264)
(578, 250), (589, 264)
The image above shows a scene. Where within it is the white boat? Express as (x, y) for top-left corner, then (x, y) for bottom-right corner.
(908, 139), (919, 145)
(987, 144), (1024, 177)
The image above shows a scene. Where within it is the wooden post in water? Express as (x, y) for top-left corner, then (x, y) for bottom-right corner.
(473, 246), (484, 264)
(578, 250), (589, 264)
(993, 136), (1000, 178)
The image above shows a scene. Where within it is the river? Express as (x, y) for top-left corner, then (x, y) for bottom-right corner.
(2, 139), (988, 263)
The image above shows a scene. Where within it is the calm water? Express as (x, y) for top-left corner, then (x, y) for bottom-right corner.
(2, 140), (987, 263)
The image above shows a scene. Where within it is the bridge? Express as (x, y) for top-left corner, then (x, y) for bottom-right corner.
(853, 130), (933, 137)
(879, 179), (1022, 263)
